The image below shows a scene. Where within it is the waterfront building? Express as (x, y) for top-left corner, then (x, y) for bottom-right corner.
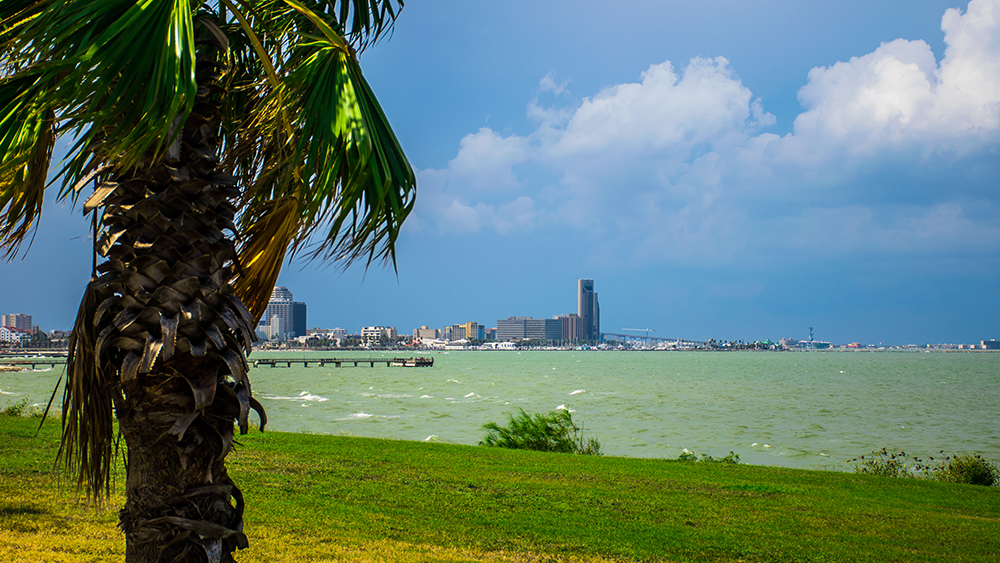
(413, 326), (440, 339)
(485, 328), (497, 340)
(497, 316), (530, 341)
(496, 316), (561, 342)
(256, 315), (284, 342)
(578, 279), (600, 342)
(555, 313), (586, 343)
(305, 327), (347, 341)
(0, 326), (31, 345)
(257, 286), (307, 340)
(2, 313), (32, 332)
(453, 321), (480, 340)
(361, 326), (397, 346)
(983, 340), (1000, 350)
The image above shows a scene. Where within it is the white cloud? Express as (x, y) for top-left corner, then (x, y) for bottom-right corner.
(414, 0), (1000, 262)
(539, 72), (570, 96)
(786, 0), (1000, 159)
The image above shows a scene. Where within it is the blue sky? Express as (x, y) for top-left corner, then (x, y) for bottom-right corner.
(4, 0), (1000, 345)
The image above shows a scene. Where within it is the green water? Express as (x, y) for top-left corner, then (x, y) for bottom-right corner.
(2, 350), (998, 470)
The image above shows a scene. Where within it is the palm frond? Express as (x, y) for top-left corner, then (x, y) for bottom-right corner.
(59, 282), (118, 501)
(239, 30), (415, 269)
(10, 0), (198, 194)
(0, 0), (48, 56)
(0, 73), (54, 258)
(318, 0), (404, 53)
(232, 196), (299, 325)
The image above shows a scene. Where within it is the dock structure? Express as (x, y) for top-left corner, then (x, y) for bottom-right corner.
(251, 357), (433, 368)
(2, 357), (67, 369)
(0, 355), (435, 370)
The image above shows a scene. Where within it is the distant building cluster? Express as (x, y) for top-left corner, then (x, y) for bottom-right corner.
(255, 286), (307, 342)
(491, 279), (599, 344)
(407, 279), (602, 348)
(1, 313), (35, 346)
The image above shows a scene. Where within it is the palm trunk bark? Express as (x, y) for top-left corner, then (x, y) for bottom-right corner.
(84, 29), (262, 562)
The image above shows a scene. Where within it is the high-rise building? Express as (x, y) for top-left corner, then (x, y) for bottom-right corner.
(2, 313), (32, 332)
(556, 314), (586, 343)
(256, 286), (306, 340)
(578, 279), (600, 342)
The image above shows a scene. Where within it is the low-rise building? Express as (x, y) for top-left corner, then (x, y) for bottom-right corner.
(0, 326), (31, 345)
(413, 326), (440, 339)
(496, 316), (561, 342)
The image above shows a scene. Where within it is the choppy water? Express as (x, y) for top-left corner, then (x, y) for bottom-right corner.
(2, 351), (998, 471)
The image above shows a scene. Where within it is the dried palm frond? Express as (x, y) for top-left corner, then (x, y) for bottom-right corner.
(233, 195), (300, 325)
(59, 281), (118, 500)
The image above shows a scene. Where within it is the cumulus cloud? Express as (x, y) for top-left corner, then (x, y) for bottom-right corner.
(414, 0), (1000, 262)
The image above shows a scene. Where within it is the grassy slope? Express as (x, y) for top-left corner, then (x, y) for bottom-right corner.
(1, 414), (997, 563)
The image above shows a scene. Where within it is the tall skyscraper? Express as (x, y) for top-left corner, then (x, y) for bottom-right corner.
(578, 279), (600, 342)
(257, 286), (307, 340)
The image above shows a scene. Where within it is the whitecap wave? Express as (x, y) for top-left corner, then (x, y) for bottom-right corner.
(569, 389), (585, 395)
(420, 395), (433, 399)
(336, 412), (399, 421)
(555, 404), (576, 413)
(262, 391), (328, 402)
(446, 379), (461, 384)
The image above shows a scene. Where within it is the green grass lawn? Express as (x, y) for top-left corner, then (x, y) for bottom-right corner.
(1, 413), (998, 562)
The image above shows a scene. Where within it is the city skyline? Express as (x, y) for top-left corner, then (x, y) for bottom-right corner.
(2, 0), (999, 345)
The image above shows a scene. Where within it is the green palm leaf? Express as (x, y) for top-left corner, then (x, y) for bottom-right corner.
(13, 0), (197, 192)
(0, 73), (54, 257)
(231, 1), (414, 317)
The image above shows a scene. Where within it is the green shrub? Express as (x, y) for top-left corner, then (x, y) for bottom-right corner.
(849, 448), (913, 478)
(677, 450), (740, 464)
(850, 448), (999, 486)
(479, 409), (602, 455)
(2, 398), (29, 417)
(932, 453), (998, 486)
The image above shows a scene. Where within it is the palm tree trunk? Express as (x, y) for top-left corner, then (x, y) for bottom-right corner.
(87, 30), (261, 562)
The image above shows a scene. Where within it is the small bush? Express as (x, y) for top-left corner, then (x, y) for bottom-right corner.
(850, 448), (999, 486)
(480, 409), (602, 455)
(849, 448), (913, 478)
(933, 453), (998, 486)
(677, 450), (740, 464)
(2, 399), (29, 417)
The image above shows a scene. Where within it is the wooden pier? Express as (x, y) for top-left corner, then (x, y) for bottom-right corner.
(251, 356), (433, 368)
(2, 357), (67, 369)
(0, 355), (434, 370)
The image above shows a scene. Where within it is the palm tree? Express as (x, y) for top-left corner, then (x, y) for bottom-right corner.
(0, 1), (414, 561)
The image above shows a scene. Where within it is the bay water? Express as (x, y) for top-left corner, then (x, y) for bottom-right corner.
(2, 350), (997, 471)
